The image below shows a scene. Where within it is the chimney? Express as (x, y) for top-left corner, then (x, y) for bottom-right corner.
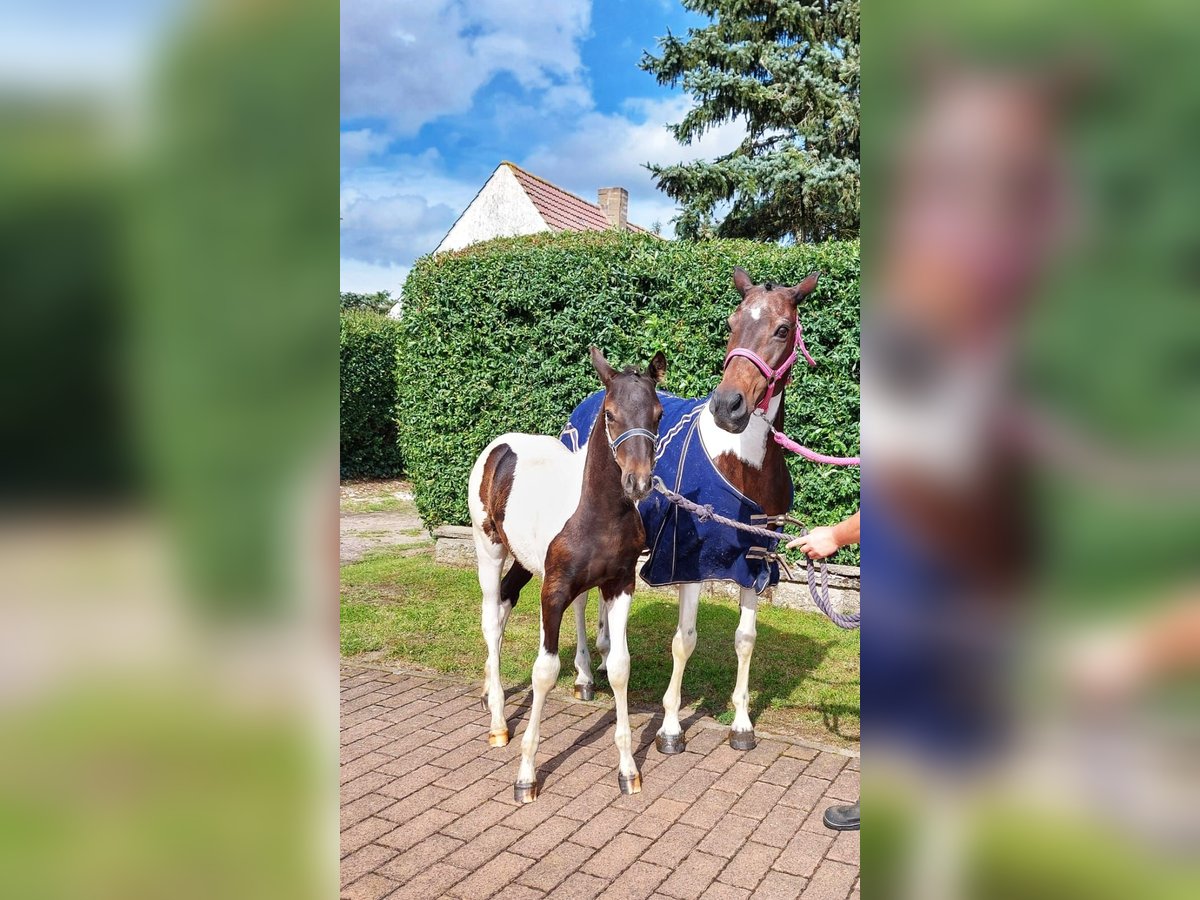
(597, 187), (628, 230)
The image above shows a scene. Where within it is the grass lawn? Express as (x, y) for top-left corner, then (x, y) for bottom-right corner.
(341, 549), (860, 747)
(339, 496), (413, 516)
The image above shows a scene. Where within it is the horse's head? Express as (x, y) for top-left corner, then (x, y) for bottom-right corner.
(589, 345), (666, 503)
(709, 267), (820, 434)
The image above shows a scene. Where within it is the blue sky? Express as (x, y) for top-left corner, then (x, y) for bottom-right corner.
(340, 0), (745, 293)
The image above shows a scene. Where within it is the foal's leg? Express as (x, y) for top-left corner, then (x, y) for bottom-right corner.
(656, 581), (701, 754)
(595, 596), (611, 677)
(498, 561), (532, 658)
(572, 592), (595, 700)
(603, 583), (641, 793)
(514, 586), (567, 803)
(729, 586), (760, 750)
(474, 533), (510, 746)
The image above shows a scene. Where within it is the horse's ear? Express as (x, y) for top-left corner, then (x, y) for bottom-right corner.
(790, 271), (820, 303)
(589, 345), (618, 386)
(732, 266), (754, 297)
(647, 351), (667, 384)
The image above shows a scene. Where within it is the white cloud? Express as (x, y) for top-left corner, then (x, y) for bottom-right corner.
(338, 94), (748, 290)
(339, 2), (750, 290)
(340, 128), (392, 165)
(341, 148), (477, 214)
(521, 95), (745, 234)
(341, 191), (458, 267)
(341, 0), (592, 137)
(340, 1), (598, 291)
(340, 149), (480, 289)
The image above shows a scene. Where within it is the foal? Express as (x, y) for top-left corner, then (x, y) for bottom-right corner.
(468, 346), (666, 802)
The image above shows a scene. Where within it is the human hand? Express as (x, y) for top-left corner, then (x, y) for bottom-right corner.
(787, 526), (840, 560)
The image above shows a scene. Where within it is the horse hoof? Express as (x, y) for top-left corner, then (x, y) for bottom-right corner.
(729, 729), (757, 751)
(572, 684), (595, 701)
(514, 781), (538, 804)
(618, 772), (642, 795)
(488, 730), (509, 748)
(479, 694), (487, 711)
(655, 731), (686, 755)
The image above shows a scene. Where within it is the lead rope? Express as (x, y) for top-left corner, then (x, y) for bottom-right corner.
(770, 425), (860, 466)
(650, 477), (860, 629)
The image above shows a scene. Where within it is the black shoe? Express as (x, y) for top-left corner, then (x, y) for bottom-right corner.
(822, 801), (859, 831)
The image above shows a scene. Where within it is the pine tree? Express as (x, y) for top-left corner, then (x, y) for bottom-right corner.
(642, 0), (859, 243)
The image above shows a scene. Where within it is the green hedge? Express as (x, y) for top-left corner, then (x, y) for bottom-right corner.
(398, 231), (859, 560)
(340, 310), (404, 479)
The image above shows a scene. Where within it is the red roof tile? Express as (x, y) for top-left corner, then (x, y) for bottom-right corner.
(503, 162), (653, 235)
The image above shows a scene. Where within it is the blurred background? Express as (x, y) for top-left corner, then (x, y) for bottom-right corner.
(864, 0), (1200, 897)
(0, 1), (335, 897)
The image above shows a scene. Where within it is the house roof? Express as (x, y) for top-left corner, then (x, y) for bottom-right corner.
(502, 162), (653, 235)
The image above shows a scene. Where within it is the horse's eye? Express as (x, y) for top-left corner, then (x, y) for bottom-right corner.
(774, 325), (790, 339)
(605, 410), (613, 421)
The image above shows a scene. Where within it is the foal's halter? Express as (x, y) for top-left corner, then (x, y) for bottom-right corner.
(723, 315), (817, 413)
(605, 420), (657, 460)
(604, 405), (657, 463)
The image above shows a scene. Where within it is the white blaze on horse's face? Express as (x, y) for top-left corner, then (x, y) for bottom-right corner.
(709, 268), (819, 435)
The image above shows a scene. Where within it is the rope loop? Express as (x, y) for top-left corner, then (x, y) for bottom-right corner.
(649, 477), (859, 630)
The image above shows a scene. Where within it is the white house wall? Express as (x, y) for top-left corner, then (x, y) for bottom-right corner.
(434, 165), (548, 253)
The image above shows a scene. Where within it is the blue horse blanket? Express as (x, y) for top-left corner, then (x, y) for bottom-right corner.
(561, 391), (791, 593)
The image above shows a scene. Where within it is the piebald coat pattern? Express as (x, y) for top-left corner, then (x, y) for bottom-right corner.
(658, 268), (819, 751)
(468, 347), (666, 802)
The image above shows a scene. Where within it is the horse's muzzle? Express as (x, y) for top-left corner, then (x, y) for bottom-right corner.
(709, 389), (751, 434)
(623, 472), (652, 503)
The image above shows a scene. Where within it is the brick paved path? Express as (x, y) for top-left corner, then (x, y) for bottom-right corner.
(342, 664), (859, 900)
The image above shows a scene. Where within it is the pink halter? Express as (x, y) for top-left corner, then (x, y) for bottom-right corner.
(722, 318), (817, 413)
(722, 316), (860, 467)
